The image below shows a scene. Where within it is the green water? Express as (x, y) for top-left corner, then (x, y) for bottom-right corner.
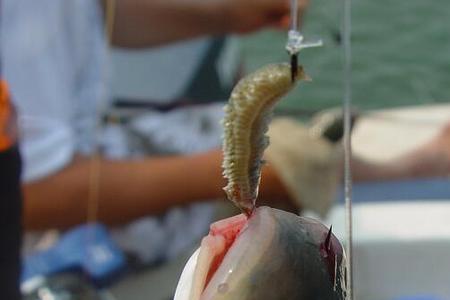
(241, 0), (450, 113)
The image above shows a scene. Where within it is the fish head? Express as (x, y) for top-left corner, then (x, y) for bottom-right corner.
(175, 206), (347, 300)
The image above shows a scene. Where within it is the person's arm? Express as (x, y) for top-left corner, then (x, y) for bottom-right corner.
(24, 149), (291, 230)
(108, 0), (303, 48)
(351, 126), (450, 182)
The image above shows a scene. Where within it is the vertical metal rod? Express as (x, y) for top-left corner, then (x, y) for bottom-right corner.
(342, 0), (354, 298)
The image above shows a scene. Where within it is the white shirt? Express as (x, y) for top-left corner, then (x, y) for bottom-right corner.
(111, 37), (240, 102)
(2, 0), (223, 265)
(2, 0), (107, 182)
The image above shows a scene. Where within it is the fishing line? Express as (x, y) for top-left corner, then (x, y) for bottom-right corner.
(87, 0), (116, 228)
(105, 0), (116, 42)
(342, 0), (354, 298)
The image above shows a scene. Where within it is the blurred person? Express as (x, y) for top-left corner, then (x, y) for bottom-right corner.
(350, 122), (450, 182)
(2, 2), (450, 297)
(3, 0), (449, 255)
(1, 0), (309, 269)
(0, 64), (22, 299)
(268, 113), (450, 189)
(110, 0), (308, 105)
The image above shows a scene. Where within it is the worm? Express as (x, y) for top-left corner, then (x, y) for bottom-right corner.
(222, 63), (307, 215)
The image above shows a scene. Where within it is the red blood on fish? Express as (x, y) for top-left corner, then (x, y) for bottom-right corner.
(319, 226), (342, 285)
(198, 207), (347, 299)
(202, 214), (247, 288)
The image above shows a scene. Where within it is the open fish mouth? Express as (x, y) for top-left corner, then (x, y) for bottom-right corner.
(176, 207), (347, 300)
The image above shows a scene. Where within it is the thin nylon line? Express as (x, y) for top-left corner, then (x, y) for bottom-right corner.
(342, 0), (353, 298)
(105, 0), (116, 43)
(87, 0), (116, 225)
(290, 0), (299, 31)
(87, 154), (101, 224)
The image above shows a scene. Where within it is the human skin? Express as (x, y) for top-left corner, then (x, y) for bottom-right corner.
(24, 122), (450, 230)
(109, 0), (308, 48)
(349, 123), (450, 182)
(24, 149), (293, 230)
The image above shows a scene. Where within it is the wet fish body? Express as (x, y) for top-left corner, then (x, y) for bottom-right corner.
(203, 207), (346, 299)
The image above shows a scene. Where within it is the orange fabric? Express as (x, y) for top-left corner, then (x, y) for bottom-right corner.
(0, 79), (15, 151)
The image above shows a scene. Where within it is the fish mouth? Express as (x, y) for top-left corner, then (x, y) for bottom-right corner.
(178, 207), (347, 300)
(189, 213), (248, 299)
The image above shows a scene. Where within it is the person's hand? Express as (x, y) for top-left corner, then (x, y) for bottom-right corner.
(217, 0), (309, 34)
(265, 117), (342, 217)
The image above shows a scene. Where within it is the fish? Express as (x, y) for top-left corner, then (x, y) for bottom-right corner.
(174, 63), (348, 299)
(175, 206), (347, 300)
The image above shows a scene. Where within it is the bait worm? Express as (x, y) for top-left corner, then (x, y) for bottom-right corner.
(222, 63), (306, 215)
